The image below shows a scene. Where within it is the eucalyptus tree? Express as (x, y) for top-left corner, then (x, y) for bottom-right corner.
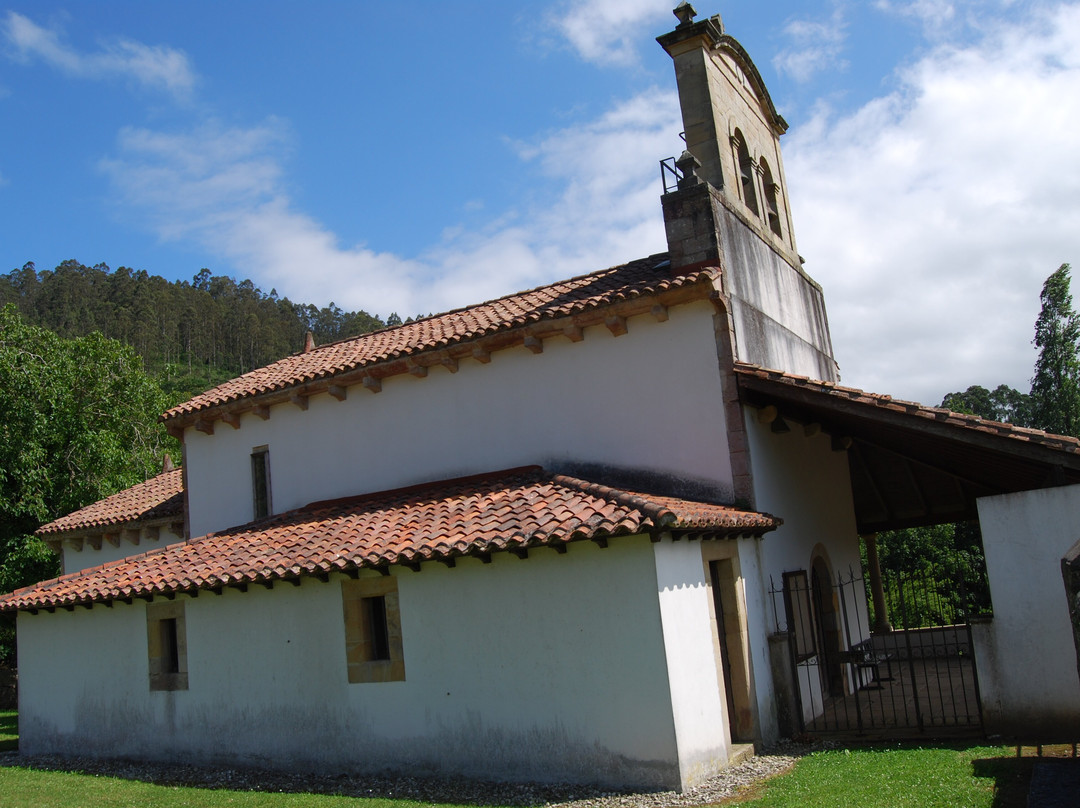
(1031, 264), (1080, 437)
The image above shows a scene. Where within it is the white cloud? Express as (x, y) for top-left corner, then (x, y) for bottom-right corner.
(874, 0), (1031, 41)
(548, 0), (671, 65)
(874, 0), (957, 31)
(785, 2), (1080, 405)
(98, 119), (424, 314)
(429, 87), (681, 308)
(1, 11), (195, 99)
(774, 5), (849, 82)
(99, 89), (683, 319)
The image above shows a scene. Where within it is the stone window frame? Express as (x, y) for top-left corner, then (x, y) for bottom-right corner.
(147, 599), (189, 691)
(342, 576), (405, 683)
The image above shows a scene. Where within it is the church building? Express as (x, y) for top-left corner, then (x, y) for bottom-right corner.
(3, 4), (1079, 790)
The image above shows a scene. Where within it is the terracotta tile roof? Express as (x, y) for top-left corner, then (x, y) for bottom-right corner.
(0, 467), (779, 612)
(162, 255), (718, 425)
(36, 468), (184, 538)
(734, 362), (1080, 454)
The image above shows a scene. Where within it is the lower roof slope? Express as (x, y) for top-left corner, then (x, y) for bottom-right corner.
(0, 466), (779, 613)
(36, 468), (184, 540)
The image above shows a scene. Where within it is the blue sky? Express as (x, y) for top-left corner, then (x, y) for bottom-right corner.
(2, 1), (1079, 407)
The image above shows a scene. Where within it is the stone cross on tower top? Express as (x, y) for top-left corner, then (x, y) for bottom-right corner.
(672, 2), (700, 27)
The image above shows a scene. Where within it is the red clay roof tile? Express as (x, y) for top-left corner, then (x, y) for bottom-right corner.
(36, 469), (184, 537)
(1, 467), (779, 612)
(162, 256), (718, 424)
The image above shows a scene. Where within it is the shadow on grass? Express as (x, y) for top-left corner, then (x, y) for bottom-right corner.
(970, 757), (1035, 808)
(0, 710), (17, 753)
(974, 749), (1080, 808)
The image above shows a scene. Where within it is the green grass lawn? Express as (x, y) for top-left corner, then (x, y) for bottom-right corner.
(0, 766), (464, 808)
(0, 709), (17, 752)
(735, 743), (1036, 808)
(0, 712), (1045, 808)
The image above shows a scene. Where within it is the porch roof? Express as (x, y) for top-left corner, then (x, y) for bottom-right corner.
(734, 363), (1080, 533)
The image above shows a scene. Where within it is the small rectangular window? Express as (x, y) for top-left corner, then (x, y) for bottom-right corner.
(147, 601), (188, 691)
(342, 577), (404, 683)
(251, 446), (271, 519)
(159, 618), (180, 673)
(365, 595), (390, 661)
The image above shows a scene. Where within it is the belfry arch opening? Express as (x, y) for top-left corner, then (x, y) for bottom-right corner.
(760, 157), (783, 238)
(731, 129), (759, 217)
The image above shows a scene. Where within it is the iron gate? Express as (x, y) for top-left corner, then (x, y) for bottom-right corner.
(770, 566), (986, 737)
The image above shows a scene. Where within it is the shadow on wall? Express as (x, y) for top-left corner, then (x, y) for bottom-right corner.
(554, 461), (734, 505)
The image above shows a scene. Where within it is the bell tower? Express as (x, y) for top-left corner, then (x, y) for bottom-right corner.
(658, 3), (796, 259)
(658, 3), (838, 382)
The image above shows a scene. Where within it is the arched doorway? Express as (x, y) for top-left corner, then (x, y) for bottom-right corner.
(810, 551), (844, 698)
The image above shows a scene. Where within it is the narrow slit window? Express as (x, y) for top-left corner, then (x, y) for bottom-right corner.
(251, 446), (271, 519)
(159, 618), (180, 673)
(365, 595), (390, 661)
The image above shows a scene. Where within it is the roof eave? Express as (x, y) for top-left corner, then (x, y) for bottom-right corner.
(736, 365), (1080, 469)
(39, 514), (186, 552)
(2, 520), (782, 614)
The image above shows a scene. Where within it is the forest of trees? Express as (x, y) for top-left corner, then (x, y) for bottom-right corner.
(0, 260), (396, 402)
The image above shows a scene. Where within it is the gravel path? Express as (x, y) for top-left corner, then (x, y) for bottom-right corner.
(0, 742), (821, 806)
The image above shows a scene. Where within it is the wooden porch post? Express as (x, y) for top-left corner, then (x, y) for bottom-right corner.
(863, 533), (893, 634)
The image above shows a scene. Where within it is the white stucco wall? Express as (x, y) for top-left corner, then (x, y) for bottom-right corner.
(972, 484), (1080, 736)
(184, 302), (734, 539)
(719, 209), (836, 383)
(653, 540), (731, 789)
(743, 415), (865, 735)
(18, 536), (711, 789)
(61, 526), (184, 574)
(733, 537), (776, 743)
